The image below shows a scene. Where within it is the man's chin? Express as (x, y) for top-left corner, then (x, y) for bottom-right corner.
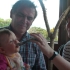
(18, 26), (25, 29)
(19, 29), (26, 33)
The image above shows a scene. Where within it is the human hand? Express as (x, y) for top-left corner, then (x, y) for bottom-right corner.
(30, 33), (54, 58)
(30, 33), (50, 50)
(24, 63), (30, 70)
(11, 67), (17, 70)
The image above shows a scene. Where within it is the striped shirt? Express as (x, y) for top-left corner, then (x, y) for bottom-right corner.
(62, 41), (70, 62)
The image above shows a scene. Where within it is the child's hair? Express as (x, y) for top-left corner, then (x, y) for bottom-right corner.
(0, 29), (12, 46)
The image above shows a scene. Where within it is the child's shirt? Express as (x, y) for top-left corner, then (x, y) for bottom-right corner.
(0, 53), (8, 70)
(0, 53), (25, 70)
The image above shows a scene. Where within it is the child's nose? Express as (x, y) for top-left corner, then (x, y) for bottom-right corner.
(15, 39), (19, 44)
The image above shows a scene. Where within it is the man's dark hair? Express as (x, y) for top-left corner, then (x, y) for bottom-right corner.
(11, 0), (37, 19)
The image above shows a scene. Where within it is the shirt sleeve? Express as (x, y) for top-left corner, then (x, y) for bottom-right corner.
(0, 54), (7, 70)
(32, 46), (47, 70)
(62, 41), (70, 62)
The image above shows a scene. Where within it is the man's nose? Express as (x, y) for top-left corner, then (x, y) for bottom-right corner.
(22, 17), (28, 23)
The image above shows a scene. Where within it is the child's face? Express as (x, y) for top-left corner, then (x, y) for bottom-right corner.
(0, 32), (20, 55)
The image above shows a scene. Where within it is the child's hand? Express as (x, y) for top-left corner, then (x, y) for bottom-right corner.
(11, 67), (17, 70)
(24, 63), (30, 70)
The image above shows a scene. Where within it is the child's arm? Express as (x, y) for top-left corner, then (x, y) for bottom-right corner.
(12, 53), (22, 66)
(12, 53), (30, 70)
(11, 67), (17, 70)
(24, 63), (30, 70)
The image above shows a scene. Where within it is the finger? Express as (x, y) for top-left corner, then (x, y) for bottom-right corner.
(30, 33), (43, 43)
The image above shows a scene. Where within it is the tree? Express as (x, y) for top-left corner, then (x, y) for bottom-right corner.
(28, 27), (48, 39)
(0, 18), (11, 27)
(28, 27), (58, 41)
(38, 0), (70, 70)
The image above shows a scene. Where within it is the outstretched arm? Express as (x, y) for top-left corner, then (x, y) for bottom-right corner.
(30, 33), (70, 70)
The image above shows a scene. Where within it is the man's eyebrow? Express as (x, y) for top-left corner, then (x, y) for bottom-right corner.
(17, 12), (25, 16)
(17, 12), (34, 19)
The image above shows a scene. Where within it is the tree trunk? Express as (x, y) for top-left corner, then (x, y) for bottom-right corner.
(48, 38), (54, 70)
(38, 0), (70, 70)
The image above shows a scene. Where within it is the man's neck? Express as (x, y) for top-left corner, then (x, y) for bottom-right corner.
(14, 31), (24, 41)
(10, 25), (26, 40)
(10, 25), (25, 40)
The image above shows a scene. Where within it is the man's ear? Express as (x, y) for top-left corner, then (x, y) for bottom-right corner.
(0, 47), (5, 53)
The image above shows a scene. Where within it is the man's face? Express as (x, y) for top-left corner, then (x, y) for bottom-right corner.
(11, 6), (36, 34)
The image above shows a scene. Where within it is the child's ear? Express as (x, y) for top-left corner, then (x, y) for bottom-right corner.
(0, 47), (5, 53)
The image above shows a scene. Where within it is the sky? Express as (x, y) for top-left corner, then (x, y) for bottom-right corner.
(0, 0), (59, 29)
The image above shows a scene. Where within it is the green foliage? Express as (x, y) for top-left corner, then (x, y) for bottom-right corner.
(50, 28), (58, 41)
(28, 27), (48, 39)
(50, 28), (54, 33)
(0, 18), (11, 27)
(28, 27), (58, 41)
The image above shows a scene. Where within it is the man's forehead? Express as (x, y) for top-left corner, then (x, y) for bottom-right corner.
(16, 6), (35, 17)
(17, 6), (35, 12)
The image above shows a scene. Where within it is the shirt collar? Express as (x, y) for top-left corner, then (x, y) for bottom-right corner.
(8, 24), (29, 40)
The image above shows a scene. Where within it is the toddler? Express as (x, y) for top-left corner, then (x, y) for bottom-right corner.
(0, 29), (30, 70)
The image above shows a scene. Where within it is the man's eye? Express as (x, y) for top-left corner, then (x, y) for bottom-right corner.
(27, 17), (33, 20)
(16, 13), (23, 17)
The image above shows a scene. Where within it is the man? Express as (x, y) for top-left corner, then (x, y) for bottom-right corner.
(1, 0), (47, 70)
(62, 12), (70, 62)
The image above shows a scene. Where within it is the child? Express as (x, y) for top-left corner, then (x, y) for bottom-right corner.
(0, 29), (30, 70)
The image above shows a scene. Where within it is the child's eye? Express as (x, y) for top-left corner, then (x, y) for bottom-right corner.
(9, 40), (14, 43)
